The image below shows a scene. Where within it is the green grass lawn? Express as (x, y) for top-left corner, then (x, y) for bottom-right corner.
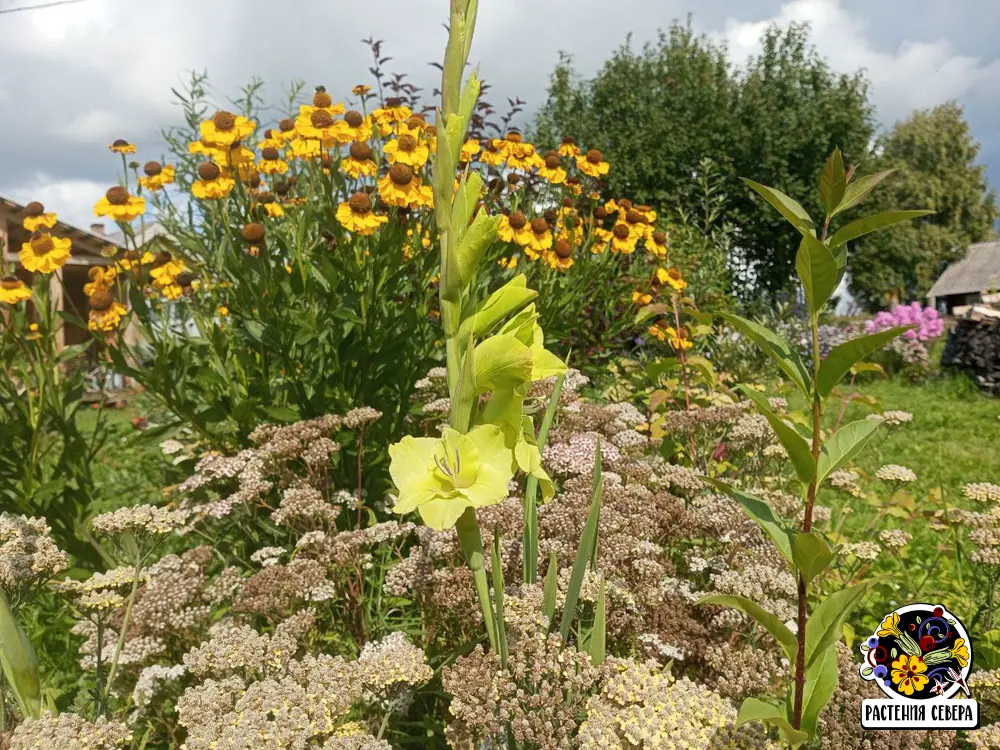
(832, 374), (1000, 497)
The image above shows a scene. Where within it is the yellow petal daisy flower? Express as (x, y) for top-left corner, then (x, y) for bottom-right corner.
(108, 138), (136, 154)
(378, 164), (427, 208)
(460, 139), (481, 161)
(610, 223), (638, 254)
(648, 230), (668, 258)
(199, 110), (256, 147)
(577, 148), (610, 178)
(21, 201), (57, 232)
(258, 147), (289, 175)
(87, 289), (127, 332)
(506, 142), (543, 172)
(525, 217), (553, 259)
(537, 152), (567, 184)
(138, 162), (176, 192)
(656, 267), (687, 292)
(332, 110), (373, 144)
(372, 96), (412, 132)
(0, 276), (32, 304)
(558, 136), (581, 158)
(20, 232), (72, 274)
(94, 186), (145, 223)
(342, 141), (378, 179)
(497, 212), (532, 247)
(632, 290), (652, 305)
(480, 139), (505, 167)
(191, 163), (235, 200)
(384, 133), (431, 168)
(336, 192), (387, 236)
(83, 266), (116, 297)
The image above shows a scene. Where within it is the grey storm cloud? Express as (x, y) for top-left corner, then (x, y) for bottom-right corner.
(0, 0), (997, 226)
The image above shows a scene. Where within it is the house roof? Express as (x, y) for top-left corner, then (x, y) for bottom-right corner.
(927, 240), (1000, 299)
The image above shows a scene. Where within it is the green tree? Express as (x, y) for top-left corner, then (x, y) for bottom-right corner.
(531, 21), (875, 299)
(532, 21), (739, 210)
(848, 102), (998, 310)
(730, 24), (874, 296)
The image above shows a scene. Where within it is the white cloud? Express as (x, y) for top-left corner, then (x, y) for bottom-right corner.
(53, 109), (126, 144)
(715, 0), (1000, 126)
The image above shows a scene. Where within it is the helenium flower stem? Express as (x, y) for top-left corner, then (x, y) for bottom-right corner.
(455, 507), (498, 652)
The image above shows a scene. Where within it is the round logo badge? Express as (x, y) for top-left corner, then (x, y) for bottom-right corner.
(860, 603), (971, 700)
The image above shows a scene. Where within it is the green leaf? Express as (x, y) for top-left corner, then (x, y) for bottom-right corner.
(456, 212), (501, 289)
(793, 531), (835, 585)
(704, 478), (795, 565)
(473, 334), (533, 393)
(451, 171), (484, 238)
(817, 419), (881, 485)
(816, 326), (914, 398)
(718, 312), (810, 395)
(828, 210), (934, 248)
(491, 527), (509, 668)
(739, 386), (815, 484)
(542, 550), (558, 622)
(450, 335), (477, 433)
(737, 698), (809, 747)
(635, 303), (670, 325)
(697, 594), (797, 664)
(832, 169), (895, 216)
(795, 235), (839, 314)
(560, 438), (602, 642)
(0, 591), (40, 718)
(458, 274), (538, 340)
(801, 644), (840, 738)
(588, 575), (607, 666)
(805, 583), (870, 668)
(524, 372), (566, 584)
(742, 178), (816, 236)
(819, 148), (847, 216)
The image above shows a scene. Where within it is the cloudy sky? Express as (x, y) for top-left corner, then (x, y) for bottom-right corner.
(2, 0), (998, 229)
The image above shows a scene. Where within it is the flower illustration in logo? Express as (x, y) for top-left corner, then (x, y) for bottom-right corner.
(860, 603), (973, 701)
(891, 654), (928, 695)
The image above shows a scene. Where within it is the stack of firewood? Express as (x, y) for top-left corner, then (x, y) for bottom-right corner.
(941, 306), (1000, 394)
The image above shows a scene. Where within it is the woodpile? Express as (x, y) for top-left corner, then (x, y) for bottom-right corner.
(941, 306), (1000, 394)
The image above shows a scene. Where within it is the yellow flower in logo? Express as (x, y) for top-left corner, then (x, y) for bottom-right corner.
(877, 612), (902, 638)
(891, 654), (928, 696)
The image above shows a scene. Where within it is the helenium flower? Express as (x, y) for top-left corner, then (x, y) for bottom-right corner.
(389, 425), (514, 530)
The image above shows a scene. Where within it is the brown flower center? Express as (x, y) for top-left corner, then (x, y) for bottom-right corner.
(593, 206), (608, 220)
(652, 231), (666, 246)
(313, 88), (333, 108)
(279, 118), (295, 132)
(151, 251), (173, 269)
(485, 140), (500, 153)
(508, 211), (528, 230)
(176, 272), (197, 288)
(348, 192), (373, 215)
(388, 164), (414, 186)
(345, 143), (371, 164)
(585, 149), (603, 164)
(530, 218), (549, 235)
(1, 276), (21, 290)
(198, 163), (221, 182)
(397, 134), (418, 153)
(143, 161), (162, 177)
(248, 173), (262, 189)
(112, 139), (130, 149)
(30, 233), (55, 255)
(505, 131), (522, 144)
(89, 289), (113, 311)
(310, 110), (335, 129)
(213, 111), (236, 131)
(669, 269), (682, 281)
(566, 177), (581, 187)
(626, 209), (643, 224)
(506, 173), (521, 186)
(613, 224), (631, 240)
(257, 192), (276, 204)
(544, 154), (561, 169)
(275, 180), (291, 196)
(544, 209), (558, 224)
(344, 110), (364, 128)
(619, 199), (633, 211)
(385, 96), (402, 108)
(656, 319), (670, 330)
(561, 136), (576, 145)
(261, 147), (280, 161)
(555, 240), (572, 258)
(105, 186), (130, 206)
(24, 201), (43, 217)
(407, 115), (426, 130)
(241, 223), (265, 243)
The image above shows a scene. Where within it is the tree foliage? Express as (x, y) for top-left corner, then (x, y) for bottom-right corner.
(532, 20), (875, 298)
(848, 102), (998, 310)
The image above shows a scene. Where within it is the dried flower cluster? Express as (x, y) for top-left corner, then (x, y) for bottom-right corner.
(0, 513), (67, 605)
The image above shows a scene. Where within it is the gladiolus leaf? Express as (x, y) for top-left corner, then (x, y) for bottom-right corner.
(456, 212), (501, 290)
(458, 274), (538, 340)
(0, 591), (40, 718)
(588, 575), (607, 666)
(560, 438), (602, 642)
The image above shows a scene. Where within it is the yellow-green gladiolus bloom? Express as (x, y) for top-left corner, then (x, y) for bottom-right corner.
(390, 425), (514, 530)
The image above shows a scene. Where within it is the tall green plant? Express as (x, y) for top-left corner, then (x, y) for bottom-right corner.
(698, 148), (931, 746)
